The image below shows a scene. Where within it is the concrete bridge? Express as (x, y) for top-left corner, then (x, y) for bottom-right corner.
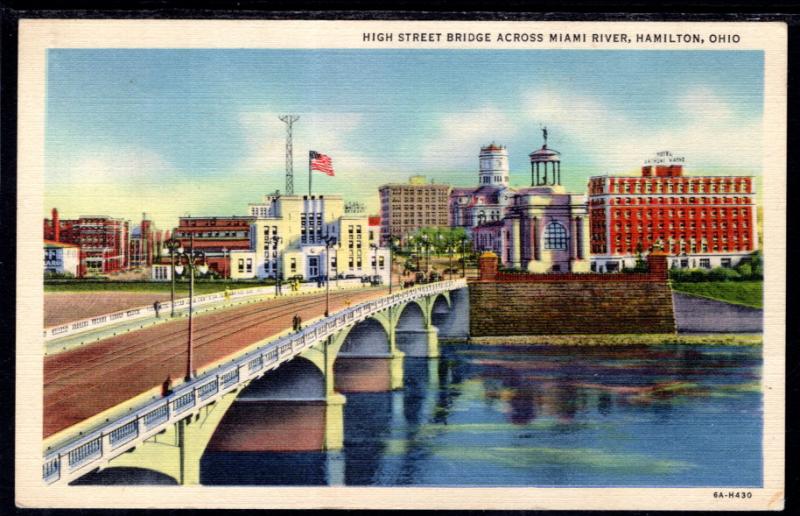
(42, 279), (468, 486)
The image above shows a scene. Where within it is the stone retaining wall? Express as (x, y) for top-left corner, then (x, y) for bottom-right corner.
(469, 280), (676, 336)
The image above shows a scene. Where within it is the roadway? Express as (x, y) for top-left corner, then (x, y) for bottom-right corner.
(44, 287), (389, 439)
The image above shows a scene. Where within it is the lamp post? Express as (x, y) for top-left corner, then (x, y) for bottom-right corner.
(222, 247), (228, 281)
(421, 234), (429, 273)
(460, 236), (468, 278)
(370, 243), (378, 281)
(389, 237), (399, 294)
(448, 243), (455, 280)
(323, 235), (337, 316)
(173, 234), (208, 381)
(271, 236), (283, 295)
(164, 237), (182, 317)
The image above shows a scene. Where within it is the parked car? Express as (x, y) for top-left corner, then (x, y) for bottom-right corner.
(345, 274), (357, 279)
(370, 275), (383, 286)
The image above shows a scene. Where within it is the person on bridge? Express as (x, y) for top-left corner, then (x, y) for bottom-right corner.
(161, 375), (173, 397)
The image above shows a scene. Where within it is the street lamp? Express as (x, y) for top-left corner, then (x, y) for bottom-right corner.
(323, 235), (337, 316)
(460, 236), (468, 278)
(271, 236), (283, 295)
(164, 237), (182, 317)
(173, 234), (208, 381)
(420, 233), (431, 274)
(222, 247), (228, 281)
(389, 237), (399, 294)
(370, 243), (378, 281)
(448, 243), (455, 280)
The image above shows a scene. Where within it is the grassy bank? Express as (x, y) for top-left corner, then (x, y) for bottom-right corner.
(447, 333), (761, 347)
(671, 280), (763, 309)
(44, 280), (272, 296)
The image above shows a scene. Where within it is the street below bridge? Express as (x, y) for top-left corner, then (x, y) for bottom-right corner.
(44, 287), (389, 439)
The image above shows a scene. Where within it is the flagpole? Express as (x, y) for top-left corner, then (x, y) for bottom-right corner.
(308, 151), (312, 197)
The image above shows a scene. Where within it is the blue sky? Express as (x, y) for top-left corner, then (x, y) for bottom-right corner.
(45, 49), (763, 229)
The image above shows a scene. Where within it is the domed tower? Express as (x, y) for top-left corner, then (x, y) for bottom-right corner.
(479, 143), (509, 187)
(529, 127), (561, 186)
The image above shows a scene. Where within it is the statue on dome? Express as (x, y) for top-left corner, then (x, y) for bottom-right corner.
(542, 126), (548, 147)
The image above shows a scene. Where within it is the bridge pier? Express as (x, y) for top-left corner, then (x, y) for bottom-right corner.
(103, 388), (242, 485)
(396, 325), (439, 358)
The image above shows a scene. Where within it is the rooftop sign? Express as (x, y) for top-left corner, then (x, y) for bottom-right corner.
(644, 150), (685, 166)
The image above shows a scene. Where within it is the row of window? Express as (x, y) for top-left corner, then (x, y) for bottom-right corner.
(601, 178), (751, 194)
(607, 196), (751, 206)
(612, 207), (750, 219)
(613, 221), (748, 230)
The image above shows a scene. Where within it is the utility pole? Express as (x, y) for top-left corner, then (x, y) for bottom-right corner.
(279, 115), (300, 195)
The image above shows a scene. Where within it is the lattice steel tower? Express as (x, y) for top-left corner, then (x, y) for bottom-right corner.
(279, 115), (300, 195)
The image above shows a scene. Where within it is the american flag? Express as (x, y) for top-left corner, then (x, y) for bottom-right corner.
(310, 151), (334, 176)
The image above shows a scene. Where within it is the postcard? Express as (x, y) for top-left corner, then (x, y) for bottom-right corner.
(16, 18), (785, 510)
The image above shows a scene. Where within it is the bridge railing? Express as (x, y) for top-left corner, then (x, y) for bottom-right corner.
(43, 279), (367, 342)
(42, 278), (467, 485)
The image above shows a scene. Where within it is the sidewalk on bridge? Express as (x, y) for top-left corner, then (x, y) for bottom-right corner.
(44, 283), (368, 356)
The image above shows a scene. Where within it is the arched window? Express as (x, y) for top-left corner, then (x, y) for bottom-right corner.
(477, 211), (486, 225)
(544, 221), (568, 250)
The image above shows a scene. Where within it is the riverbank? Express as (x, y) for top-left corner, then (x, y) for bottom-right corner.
(443, 333), (761, 346)
(671, 280), (763, 309)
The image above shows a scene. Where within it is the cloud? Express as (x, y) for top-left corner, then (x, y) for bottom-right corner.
(519, 85), (761, 174)
(47, 146), (177, 186)
(420, 105), (523, 169)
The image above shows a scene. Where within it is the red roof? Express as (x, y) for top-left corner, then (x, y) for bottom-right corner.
(368, 216), (381, 226)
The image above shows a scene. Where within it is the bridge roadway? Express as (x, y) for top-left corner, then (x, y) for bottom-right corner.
(44, 286), (389, 439)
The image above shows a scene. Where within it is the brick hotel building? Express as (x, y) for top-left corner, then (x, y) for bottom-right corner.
(588, 152), (757, 272)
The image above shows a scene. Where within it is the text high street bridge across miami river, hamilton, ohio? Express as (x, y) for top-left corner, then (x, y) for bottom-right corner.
(42, 279), (469, 485)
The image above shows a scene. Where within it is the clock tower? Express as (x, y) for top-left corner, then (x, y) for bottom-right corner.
(478, 143), (509, 187)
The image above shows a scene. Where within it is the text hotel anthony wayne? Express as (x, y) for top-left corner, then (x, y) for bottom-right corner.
(362, 31), (743, 44)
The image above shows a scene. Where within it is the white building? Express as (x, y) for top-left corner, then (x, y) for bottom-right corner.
(235, 193), (390, 284)
(44, 240), (80, 277)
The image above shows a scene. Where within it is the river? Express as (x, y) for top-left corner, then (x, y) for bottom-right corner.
(201, 343), (762, 487)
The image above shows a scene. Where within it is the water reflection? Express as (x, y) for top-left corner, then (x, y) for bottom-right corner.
(202, 344), (762, 487)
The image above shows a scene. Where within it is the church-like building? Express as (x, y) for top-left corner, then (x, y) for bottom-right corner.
(449, 131), (590, 273)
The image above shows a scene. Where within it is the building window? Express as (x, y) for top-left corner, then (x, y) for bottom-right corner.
(238, 258), (244, 273)
(378, 256), (385, 269)
(290, 258), (297, 273)
(246, 258), (253, 274)
(699, 258), (711, 269)
(544, 221), (568, 250)
(721, 258), (732, 268)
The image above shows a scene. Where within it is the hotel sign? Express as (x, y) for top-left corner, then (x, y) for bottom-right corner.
(644, 150), (685, 166)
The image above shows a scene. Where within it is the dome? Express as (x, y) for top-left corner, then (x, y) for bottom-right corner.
(529, 145), (561, 162)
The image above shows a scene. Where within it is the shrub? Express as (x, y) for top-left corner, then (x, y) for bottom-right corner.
(708, 267), (740, 282)
(687, 268), (710, 282)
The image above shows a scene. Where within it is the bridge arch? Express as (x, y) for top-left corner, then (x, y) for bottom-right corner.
(69, 466), (179, 485)
(238, 356), (325, 401)
(395, 300), (428, 331)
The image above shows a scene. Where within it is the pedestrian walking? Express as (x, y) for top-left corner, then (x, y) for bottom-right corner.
(161, 375), (173, 397)
(153, 300), (160, 318)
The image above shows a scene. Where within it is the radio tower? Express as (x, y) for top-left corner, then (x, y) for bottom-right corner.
(279, 115), (300, 195)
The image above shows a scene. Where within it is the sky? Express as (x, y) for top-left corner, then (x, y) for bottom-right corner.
(45, 49), (764, 229)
